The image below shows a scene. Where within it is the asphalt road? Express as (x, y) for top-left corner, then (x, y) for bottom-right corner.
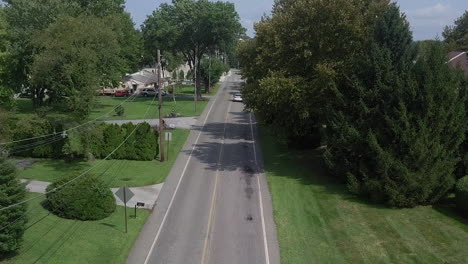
(127, 71), (280, 264)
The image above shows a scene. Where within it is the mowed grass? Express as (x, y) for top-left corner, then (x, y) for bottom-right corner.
(173, 84), (219, 96)
(259, 129), (468, 264)
(16, 129), (190, 187)
(89, 96), (208, 120)
(12, 96), (208, 122)
(1, 193), (149, 264)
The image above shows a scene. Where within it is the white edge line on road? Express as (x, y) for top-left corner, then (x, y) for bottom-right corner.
(249, 113), (271, 264)
(200, 100), (232, 264)
(143, 81), (223, 264)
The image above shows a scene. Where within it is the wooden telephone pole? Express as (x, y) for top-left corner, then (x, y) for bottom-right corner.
(157, 50), (165, 162)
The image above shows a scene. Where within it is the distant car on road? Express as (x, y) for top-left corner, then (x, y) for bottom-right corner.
(141, 88), (167, 97)
(114, 90), (130, 97)
(233, 93), (243, 102)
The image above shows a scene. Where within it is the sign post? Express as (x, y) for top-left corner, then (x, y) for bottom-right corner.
(165, 132), (173, 161)
(115, 186), (135, 233)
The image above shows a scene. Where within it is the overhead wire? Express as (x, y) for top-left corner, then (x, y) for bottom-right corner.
(0, 94), (157, 213)
(0, 92), (139, 146)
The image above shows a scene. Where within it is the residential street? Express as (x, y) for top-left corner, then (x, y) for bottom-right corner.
(127, 71), (280, 264)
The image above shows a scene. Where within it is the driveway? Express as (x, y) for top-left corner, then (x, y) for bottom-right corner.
(20, 179), (163, 210)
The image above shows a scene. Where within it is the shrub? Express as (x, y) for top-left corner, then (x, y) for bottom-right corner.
(455, 176), (468, 216)
(12, 116), (64, 158)
(103, 124), (125, 159)
(0, 154), (27, 255)
(121, 123), (137, 160)
(115, 106), (124, 117)
(134, 123), (157, 161)
(45, 173), (116, 220)
(179, 70), (185, 81)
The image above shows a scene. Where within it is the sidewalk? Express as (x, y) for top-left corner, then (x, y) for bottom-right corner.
(20, 179), (163, 210)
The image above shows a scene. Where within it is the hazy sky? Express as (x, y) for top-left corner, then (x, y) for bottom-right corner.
(125, 0), (468, 40)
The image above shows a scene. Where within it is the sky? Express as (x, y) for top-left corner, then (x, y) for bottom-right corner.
(125, 0), (468, 40)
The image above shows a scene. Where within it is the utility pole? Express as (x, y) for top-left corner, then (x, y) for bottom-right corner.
(209, 55), (211, 94)
(194, 53), (198, 113)
(157, 50), (165, 162)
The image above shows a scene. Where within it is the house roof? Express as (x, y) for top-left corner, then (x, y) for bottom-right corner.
(123, 69), (158, 85)
(448, 51), (468, 75)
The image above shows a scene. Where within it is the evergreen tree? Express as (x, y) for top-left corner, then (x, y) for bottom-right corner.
(324, 4), (467, 207)
(0, 154), (27, 256)
(102, 124), (124, 159)
(121, 122), (137, 160)
(134, 123), (157, 161)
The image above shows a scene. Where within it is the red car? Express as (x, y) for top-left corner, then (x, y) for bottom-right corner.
(114, 90), (130, 97)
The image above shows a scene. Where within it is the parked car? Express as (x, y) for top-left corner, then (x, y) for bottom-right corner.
(115, 89), (130, 97)
(233, 93), (243, 102)
(141, 88), (167, 97)
(18, 89), (31, 98)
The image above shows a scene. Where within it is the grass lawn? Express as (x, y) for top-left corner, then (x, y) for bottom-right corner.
(12, 96), (208, 122)
(16, 129), (190, 187)
(259, 129), (468, 264)
(1, 193), (149, 264)
(173, 83), (220, 96)
(89, 96), (208, 121)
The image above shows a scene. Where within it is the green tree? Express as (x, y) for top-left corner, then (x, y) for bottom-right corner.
(443, 11), (468, 51)
(2, 0), (142, 112)
(239, 0), (388, 145)
(199, 57), (227, 93)
(121, 123), (137, 160)
(324, 5), (467, 207)
(103, 124), (125, 159)
(179, 70), (185, 81)
(30, 15), (123, 116)
(0, 154), (27, 256)
(0, 7), (14, 108)
(142, 0), (244, 100)
(2, 0), (81, 107)
(134, 123), (157, 161)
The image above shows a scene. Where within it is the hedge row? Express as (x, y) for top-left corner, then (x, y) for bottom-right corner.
(64, 122), (159, 161)
(10, 117), (159, 161)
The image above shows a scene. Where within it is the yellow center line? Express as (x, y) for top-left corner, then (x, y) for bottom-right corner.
(200, 99), (233, 264)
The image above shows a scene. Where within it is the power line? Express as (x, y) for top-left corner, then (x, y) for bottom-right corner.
(5, 135), (65, 155)
(0, 94), (157, 212)
(0, 93), (139, 146)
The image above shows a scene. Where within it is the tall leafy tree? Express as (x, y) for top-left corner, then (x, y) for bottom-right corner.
(199, 57), (228, 93)
(0, 154), (27, 256)
(2, 0), (80, 105)
(0, 6), (14, 108)
(238, 0), (389, 145)
(3, 0), (142, 111)
(30, 15), (123, 116)
(443, 11), (468, 51)
(142, 0), (244, 99)
(324, 4), (467, 207)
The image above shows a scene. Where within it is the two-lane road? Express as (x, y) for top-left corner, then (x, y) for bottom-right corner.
(127, 71), (280, 264)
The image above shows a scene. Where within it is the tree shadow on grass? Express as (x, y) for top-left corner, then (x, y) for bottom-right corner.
(261, 129), (393, 211)
(433, 196), (468, 226)
(100, 223), (123, 233)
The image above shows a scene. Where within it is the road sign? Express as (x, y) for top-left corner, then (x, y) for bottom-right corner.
(115, 186), (134, 204)
(115, 186), (134, 233)
(165, 132), (173, 141)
